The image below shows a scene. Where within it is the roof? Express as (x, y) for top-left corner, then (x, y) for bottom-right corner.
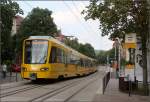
(29, 36), (51, 39)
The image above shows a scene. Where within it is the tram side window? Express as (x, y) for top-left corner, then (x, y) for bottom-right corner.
(63, 51), (67, 64)
(80, 59), (84, 67)
(57, 48), (64, 63)
(57, 48), (61, 63)
(70, 54), (74, 64)
(67, 53), (71, 64)
(50, 47), (65, 63)
(85, 60), (88, 67)
(50, 47), (57, 63)
(90, 61), (92, 67)
(88, 60), (91, 67)
(85, 60), (88, 68)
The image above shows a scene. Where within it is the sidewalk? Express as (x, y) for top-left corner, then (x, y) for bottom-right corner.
(0, 72), (25, 84)
(93, 78), (150, 102)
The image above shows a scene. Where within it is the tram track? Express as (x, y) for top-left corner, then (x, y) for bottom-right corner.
(0, 84), (43, 98)
(64, 78), (98, 102)
(30, 73), (99, 102)
(0, 78), (75, 98)
(0, 72), (100, 102)
(30, 79), (82, 102)
(0, 81), (31, 91)
(0, 76), (82, 98)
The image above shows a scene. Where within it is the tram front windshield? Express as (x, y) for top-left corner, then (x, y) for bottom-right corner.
(24, 40), (48, 64)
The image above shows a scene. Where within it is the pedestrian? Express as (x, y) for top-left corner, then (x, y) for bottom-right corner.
(2, 63), (7, 78)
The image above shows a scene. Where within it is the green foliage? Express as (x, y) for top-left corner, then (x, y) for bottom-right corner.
(96, 50), (107, 64)
(64, 38), (96, 58)
(1, 0), (23, 62)
(82, 0), (149, 39)
(83, 0), (149, 95)
(107, 48), (115, 59)
(64, 38), (80, 51)
(15, 7), (58, 52)
(18, 7), (58, 37)
(96, 48), (115, 65)
(78, 43), (96, 58)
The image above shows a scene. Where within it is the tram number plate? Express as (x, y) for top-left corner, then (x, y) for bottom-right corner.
(29, 73), (37, 80)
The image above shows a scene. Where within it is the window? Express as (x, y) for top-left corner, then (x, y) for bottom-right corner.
(63, 51), (67, 64)
(50, 47), (57, 63)
(57, 48), (62, 63)
(24, 40), (48, 64)
(80, 59), (84, 67)
(67, 53), (71, 64)
(50, 47), (66, 63)
(69, 54), (79, 65)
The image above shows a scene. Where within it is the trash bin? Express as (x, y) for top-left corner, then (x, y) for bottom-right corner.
(119, 77), (129, 91)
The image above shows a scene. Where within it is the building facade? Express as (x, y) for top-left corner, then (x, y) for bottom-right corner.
(11, 15), (24, 36)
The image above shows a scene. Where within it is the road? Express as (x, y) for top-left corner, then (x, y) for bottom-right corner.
(0, 66), (107, 102)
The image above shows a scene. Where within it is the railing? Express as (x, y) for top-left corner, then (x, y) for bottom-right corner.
(102, 72), (110, 94)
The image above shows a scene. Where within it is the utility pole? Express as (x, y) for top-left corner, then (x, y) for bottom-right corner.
(146, 0), (150, 95)
(115, 43), (117, 61)
(118, 42), (121, 77)
(0, 10), (2, 64)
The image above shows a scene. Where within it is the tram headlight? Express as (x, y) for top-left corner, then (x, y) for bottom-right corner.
(40, 68), (49, 71)
(22, 67), (27, 71)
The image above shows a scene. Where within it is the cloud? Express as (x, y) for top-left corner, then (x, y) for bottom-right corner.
(52, 2), (86, 25)
(52, 11), (77, 25)
(51, 2), (113, 50)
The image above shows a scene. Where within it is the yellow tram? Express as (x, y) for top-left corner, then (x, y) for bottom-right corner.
(21, 36), (97, 80)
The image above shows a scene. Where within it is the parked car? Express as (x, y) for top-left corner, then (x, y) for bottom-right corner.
(11, 64), (21, 72)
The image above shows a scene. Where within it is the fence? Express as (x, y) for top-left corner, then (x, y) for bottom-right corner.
(102, 72), (110, 94)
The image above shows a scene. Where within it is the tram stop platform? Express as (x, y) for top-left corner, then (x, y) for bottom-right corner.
(93, 78), (150, 102)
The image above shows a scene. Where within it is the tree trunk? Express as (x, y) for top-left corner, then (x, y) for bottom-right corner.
(141, 34), (149, 96)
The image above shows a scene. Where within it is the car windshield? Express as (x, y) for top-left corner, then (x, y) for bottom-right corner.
(24, 40), (48, 64)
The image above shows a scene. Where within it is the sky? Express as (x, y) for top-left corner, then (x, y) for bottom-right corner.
(15, 0), (113, 51)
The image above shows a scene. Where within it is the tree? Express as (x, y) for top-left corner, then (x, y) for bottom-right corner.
(16, 7), (58, 51)
(18, 7), (58, 36)
(64, 37), (80, 51)
(83, 0), (149, 95)
(96, 48), (115, 65)
(78, 43), (96, 58)
(96, 50), (107, 64)
(106, 48), (114, 58)
(64, 37), (96, 58)
(1, 0), (23, 63)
